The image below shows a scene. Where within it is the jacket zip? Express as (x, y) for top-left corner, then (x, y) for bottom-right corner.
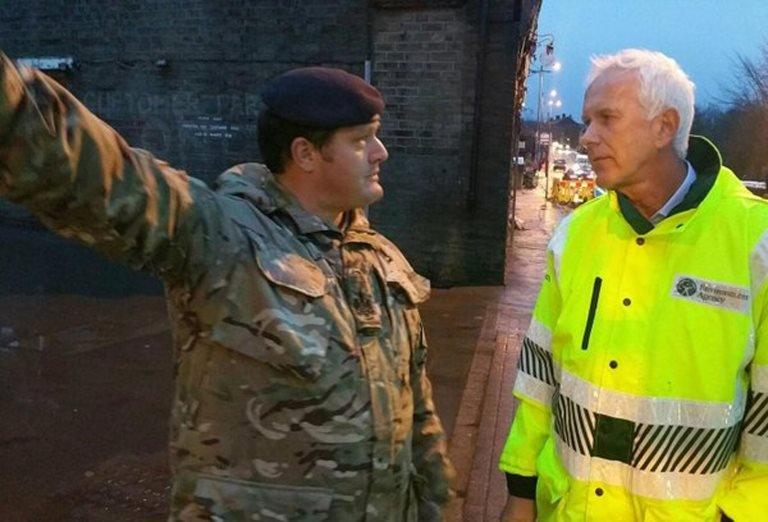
(581, 277), (602, 350)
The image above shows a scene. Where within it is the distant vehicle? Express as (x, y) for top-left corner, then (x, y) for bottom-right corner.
(576, 154), (592, 172)
(568, 163), (596, 180)
(553, 159), (567, 172)
(552, 175), (597, 206)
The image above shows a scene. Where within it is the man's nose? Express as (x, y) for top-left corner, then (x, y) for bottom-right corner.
(579, 123), (598, 149)
(370, 137), (389, 163)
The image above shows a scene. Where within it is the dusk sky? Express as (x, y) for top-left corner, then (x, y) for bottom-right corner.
(524, 1), (768, 123)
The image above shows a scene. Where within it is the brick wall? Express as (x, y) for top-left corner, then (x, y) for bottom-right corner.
(0, 0), (370, 182)
(370, 0), (539, 284)
(0, 0), (539, 292)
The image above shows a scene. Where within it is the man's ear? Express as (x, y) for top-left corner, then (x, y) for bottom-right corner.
(289, 137), (318, 172)
(655, 107), (680, 149)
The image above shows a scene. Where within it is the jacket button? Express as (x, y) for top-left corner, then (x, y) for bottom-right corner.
(595, 487), (604, 496)
(609, 360), (618, 369)
(622, 298), (631, 306)
(636, 237), (645, 245)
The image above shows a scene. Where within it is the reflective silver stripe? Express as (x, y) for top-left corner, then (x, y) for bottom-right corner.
(556, 441), (732, 500)
(754, 364), (768, 393)
(749, 228), (768, 297)
(560, 368), (745, 428)
(526, 317), (553, 353)
(549, 212), (574, 280)
(514, 370), (555, 406)
(742, 431), (768, 463)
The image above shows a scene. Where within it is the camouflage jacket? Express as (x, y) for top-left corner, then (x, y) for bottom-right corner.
(0, 54), (454, 520)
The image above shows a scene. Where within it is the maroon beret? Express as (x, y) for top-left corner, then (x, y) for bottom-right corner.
(261, 67), (384, 128)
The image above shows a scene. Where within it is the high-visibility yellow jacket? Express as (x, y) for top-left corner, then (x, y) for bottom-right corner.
(499, 136), (768, 521)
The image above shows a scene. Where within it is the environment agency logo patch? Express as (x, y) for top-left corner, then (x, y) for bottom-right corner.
(676, 278), (698, 297)
(671, 275), (749, 313)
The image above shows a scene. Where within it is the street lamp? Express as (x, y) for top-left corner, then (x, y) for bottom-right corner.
(545, 96), (562, 198)
(547, 97), (562, 119)
(529, 33), (561, 199)
(531, 36), (560, 165)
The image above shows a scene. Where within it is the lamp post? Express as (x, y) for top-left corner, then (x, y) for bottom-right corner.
(547, 92), (562, 137)
(529, 34), (561, 199)
(544, 96), (562, 200)
(547, 96), (563, 131)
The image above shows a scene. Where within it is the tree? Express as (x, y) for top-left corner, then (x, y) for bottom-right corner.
(692, 44), (768, 181)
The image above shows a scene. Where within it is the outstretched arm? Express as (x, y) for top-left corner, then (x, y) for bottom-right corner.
(0, 52), (226, 285)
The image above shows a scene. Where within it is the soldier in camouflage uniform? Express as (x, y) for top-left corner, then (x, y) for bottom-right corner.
(0, 55), (455, 520)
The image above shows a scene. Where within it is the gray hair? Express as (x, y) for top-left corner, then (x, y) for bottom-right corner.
(587, 49), (695, 158)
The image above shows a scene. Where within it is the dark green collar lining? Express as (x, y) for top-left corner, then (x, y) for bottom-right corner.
(617, 193), (654, 234)
(617, 135), (722, 235)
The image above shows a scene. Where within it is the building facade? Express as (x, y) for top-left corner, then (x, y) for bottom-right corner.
(0, 0), (541, 290)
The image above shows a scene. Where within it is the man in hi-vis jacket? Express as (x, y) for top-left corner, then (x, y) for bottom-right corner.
(0, 54), (454, 520)
(500, 49), (768, 521)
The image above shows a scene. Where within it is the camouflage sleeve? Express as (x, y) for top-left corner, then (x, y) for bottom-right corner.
(411, 320), (457, 514)
(0, 52), (223, 284)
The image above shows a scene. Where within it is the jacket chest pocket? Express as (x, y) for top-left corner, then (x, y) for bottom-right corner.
(208, 225), (332, 382)
(343, 235), (430, 338)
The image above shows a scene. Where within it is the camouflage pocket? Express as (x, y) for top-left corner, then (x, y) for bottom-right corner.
(385, 268), (430, 307)
(190, 474), (333, 521)
(254, 247), (326, 299)
(358, 234), (427, 306)
(200, 225), (333, 381)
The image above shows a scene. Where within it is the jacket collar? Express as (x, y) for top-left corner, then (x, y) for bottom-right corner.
(214, 162), (371, 236)
(617, 135), (722, 234)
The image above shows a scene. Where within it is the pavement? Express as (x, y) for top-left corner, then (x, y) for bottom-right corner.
(0, 186), (564, 520)
(444, 187), (565, 521)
